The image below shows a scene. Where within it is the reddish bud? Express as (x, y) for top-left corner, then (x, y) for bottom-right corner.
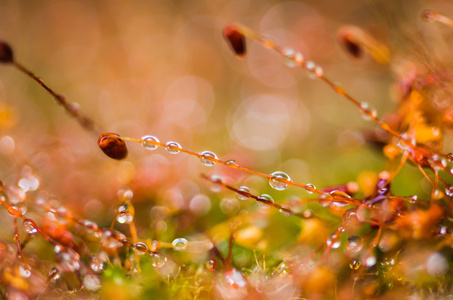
(223, 25), (246, 58)
(98, 133), (128, 160)
(0, 41), (13, 63)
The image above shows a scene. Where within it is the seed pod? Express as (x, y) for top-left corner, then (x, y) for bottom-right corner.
(0, 41), (13, 63)
(98, 133), (128, 160)
(223, 25), (246, 58)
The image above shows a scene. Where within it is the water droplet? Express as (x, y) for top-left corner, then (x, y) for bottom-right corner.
(79, 220), (99, 236)
(448, 153), (453, 162)
(49, 268), (60, 281)
(116, 203), (134, 224)
(274, 262), (290, 277)
(439, 225), (447, 235)
(150, 240), (160, 252)
(199, 151), (218, 166)
(359, 102), (377, 121)
(365, 256), (376, 267)
(56, 207), (69, 218)
(305, 61), (316, 71)
(117, 188), (133, 201)
(56, 249), (81, 272)
(172, 238), (188, 251)
(18, 263), (31, 278)
(318, 193), (333, 207)
(330, 190), (351, 207)
(226, 160), (238, 167)
(279, 204), (292, 216)
(430, 154), (447, 171)
(151, 253), (167, 268)
(282, 48), (301, 68)
(206, 258), (217, 271)
(446, 186), (453, 197)
(18, 178), (30, 192)
(410, 195), (418, 203)
(84, 274), (101, 291)
(342, 208), (358, 225)
(433, 188), (442, 199)
(314, 66), (324, 78)
(294, 52), (304, 65)
(141, 135), (159, 150)
(7, 205), (22, 217)
(97, 133), (128, 160)
(349, 259), (361, 270)
(303, 209), (313, 218)
(347, 235), (363, 253)
(23, 219), (38, 234)
(269, 171), (291, 191)
(209, 175), (224, 192)
(305, 183), (316, 194)
(100, 230), (124, 249)
(236, 186), (251, 200)
(54, 245), (64, 253)
(134, 242), (149, 255)
(326, 234), (341, 249)
(397, 133), (415, 151)
(12, 233), (19, 242)
(257, 194), (274, 209)
(165, 141), (181, 154)
(90, 256), (104, 273)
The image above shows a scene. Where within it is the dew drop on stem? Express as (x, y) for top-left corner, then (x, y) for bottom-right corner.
(116, 202), (134, 224)
(257, 194), (274, 209)
(208, 175), (223, 192)
(165, 141), (181, 154)
(172, 238), (188, 251)
(269, 171), (291, 191)
(206, 258), (217, 271)
(282, 48), (302, 68)
(225, 160), (238, 166)
(141, 135), (159, 150)
(305, 183), (316, 194)
(200, 151), (218, 166)
(23, 219), (38, 234)
(236, 186), (251, 200)
(359, 102), (377, 121)
(134, 242), (149, 255)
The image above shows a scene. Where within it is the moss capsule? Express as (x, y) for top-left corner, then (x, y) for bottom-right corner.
(98, 133), (128, 160)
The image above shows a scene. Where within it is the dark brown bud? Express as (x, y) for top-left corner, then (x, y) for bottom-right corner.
(223, 25), (246, 58)
(337, 30), (363, 59)
(98, 133), (128, 160)
(0, 41), (13, 63)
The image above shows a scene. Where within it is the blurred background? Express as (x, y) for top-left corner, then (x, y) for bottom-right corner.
(0, 0), (451, 245)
